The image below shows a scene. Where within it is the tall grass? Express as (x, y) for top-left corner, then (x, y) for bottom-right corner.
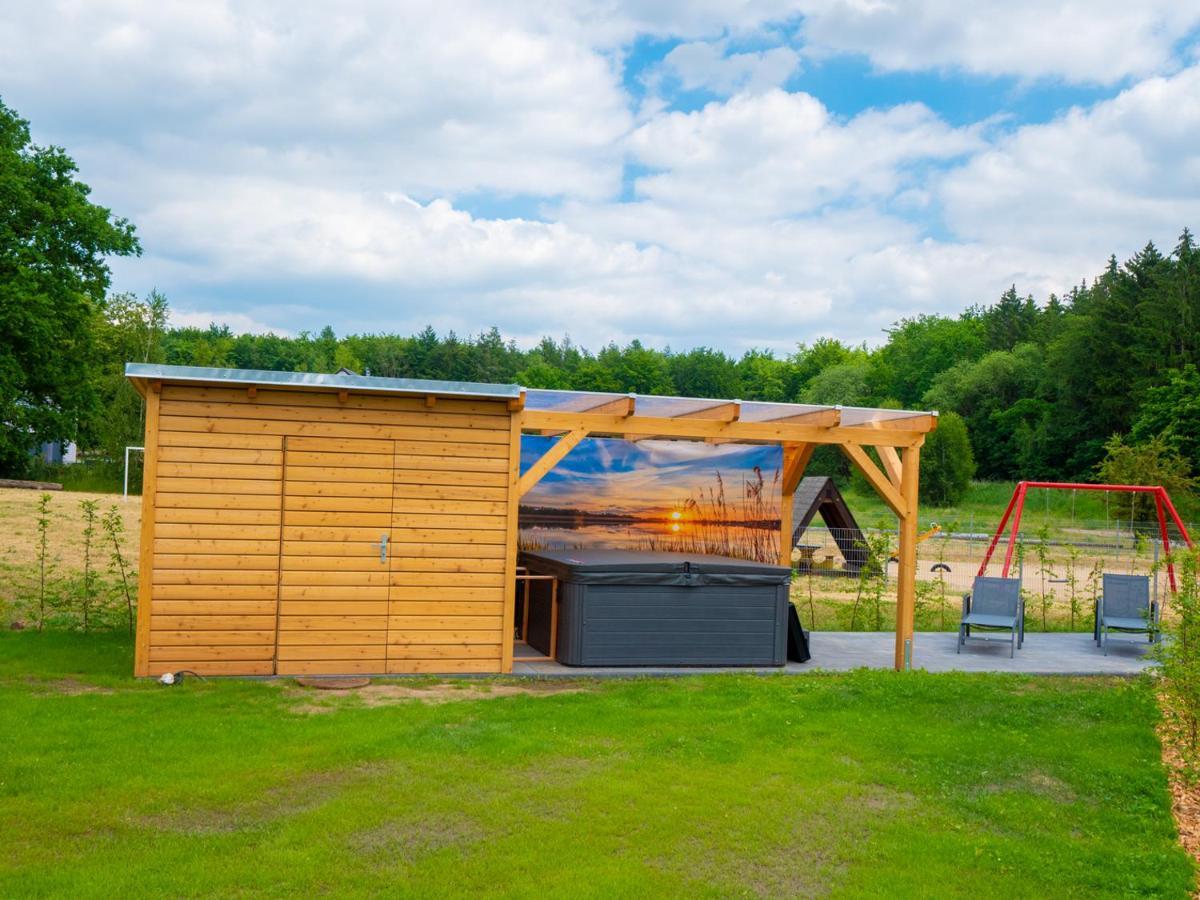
(637, 466), (781, 562)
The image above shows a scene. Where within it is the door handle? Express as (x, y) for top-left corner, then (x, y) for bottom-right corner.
(379, 533), (389, 563)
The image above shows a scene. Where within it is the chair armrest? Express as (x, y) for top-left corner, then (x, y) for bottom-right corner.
(961, 593), (971, 619)
(1151, 600), (1160, 626)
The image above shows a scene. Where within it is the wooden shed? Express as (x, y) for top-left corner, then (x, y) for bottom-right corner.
(127, 364), (939, 676)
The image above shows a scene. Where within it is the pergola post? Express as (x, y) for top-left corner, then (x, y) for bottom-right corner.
(894, 442), (921, 671)
(778, 443), (815, 567)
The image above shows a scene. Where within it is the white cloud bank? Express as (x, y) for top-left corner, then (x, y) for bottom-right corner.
(2, 2), (1199, 350)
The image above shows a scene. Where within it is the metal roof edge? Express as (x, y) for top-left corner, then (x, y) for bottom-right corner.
(124, 363), (522, 400)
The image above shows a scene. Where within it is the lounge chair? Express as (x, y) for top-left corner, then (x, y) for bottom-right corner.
(1094, 574), (1158, 655)
(959, 576), (1024, 658)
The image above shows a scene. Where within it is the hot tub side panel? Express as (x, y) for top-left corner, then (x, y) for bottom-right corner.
(557, 582), (788, 667)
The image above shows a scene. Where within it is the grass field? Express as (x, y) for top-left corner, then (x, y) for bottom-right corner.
(0, 631), (1193, 897)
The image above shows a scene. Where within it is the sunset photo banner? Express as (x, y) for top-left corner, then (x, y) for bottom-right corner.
(518, 435), (783, 562)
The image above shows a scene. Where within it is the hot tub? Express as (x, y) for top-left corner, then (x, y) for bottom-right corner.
(517, 549), (792, 667)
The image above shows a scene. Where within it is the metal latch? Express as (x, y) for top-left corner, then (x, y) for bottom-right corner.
(378, 533), (389, 563)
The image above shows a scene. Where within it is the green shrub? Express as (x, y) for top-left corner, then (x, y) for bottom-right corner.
(920, 411), (975, 506)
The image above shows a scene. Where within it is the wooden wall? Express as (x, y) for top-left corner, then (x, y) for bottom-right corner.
(137, 384), (515, 677)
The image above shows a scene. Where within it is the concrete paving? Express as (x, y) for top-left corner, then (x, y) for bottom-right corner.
(511, 631), (1157, 677)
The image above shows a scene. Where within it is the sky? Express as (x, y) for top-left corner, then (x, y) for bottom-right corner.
(4, 1), (1200, 354)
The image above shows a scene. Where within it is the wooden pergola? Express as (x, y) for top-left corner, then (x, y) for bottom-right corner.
(512, 389), (939, 671)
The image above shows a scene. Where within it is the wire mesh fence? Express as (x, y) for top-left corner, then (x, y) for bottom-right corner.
(792, 520), (1194, 633)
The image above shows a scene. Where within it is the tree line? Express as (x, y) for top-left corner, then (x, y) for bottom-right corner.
(2, 95), (1197, 509)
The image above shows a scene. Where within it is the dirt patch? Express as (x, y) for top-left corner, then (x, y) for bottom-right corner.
(979, 770), (1076, 804)
(1158, 698), (1200, 871)
(350, 813), (486, 864)
(652, 784), (907, 899)
(289, 680), (590, 714)
(27, 677), (114, 696)
(1165, 743), (1200, 868)
(138, 762), (390, 835)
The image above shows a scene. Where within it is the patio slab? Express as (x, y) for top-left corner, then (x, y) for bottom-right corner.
(511, 631), (1157, 677)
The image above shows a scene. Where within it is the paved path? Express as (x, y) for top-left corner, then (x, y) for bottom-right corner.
(511, 631), (1156, 677)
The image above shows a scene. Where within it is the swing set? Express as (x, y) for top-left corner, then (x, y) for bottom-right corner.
(977, 482), (1195, 591)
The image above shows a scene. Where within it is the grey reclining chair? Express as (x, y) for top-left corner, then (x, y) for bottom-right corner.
(1094, 574), (1158, 655)
(959, 576), (1024, 658)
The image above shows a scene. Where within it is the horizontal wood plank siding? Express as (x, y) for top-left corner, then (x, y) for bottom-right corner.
(143, 384), (513, 677)
(388, 429), (507, 674)
(275, 437), (392, 676)
(144, 396), (283, 677)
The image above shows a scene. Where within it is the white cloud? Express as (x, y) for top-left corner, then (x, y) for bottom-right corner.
(2, 0), (633, 200)
(658, 41), (800, 95)
(796, 0), (1200, 84)
(2, 1), (1198, 353)
(169, 309), (290, 336)
(627, 90), (982, 217)
(939, 65), (1200, 257)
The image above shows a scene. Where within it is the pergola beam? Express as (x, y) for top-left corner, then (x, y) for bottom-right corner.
(519, 411), (931, 448)
(676, 400), (741, 422)
(517, 427), (589, 497)
(847, 413), (938, 432)
(578, 394), (636, 417)
(756, 407), (840, 428)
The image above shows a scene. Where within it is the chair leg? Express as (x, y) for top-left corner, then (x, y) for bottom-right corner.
(1103, 628), (1109, 656)
(957, 625), (963, 654)
(1010, 629), (1015, 658)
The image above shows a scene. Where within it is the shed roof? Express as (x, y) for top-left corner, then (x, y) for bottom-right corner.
(124, 363), (523, 401)
(124, 363), (937, 438)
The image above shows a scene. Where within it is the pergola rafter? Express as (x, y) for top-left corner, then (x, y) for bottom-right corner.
(515, 389), (938, 671)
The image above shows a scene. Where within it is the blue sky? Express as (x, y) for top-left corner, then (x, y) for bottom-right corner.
(4, 2), (1199, 353)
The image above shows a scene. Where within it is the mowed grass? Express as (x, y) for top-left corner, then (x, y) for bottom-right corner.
(0, 632), (1193, 898)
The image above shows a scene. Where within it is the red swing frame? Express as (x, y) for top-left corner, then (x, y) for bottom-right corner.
(977, 482), (1195, 592)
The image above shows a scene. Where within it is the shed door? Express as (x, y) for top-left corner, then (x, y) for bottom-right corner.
(276, 436), (394, 675)
(386, 443), (511, 673)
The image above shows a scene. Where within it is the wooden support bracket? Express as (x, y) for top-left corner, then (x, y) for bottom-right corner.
(841, 444), (906, 518)
(517, 427), (589, 497)
(425, 394), (437, 408)
(778, 442), (816, 566)
(247, 386), (257, 399)
(878, 446), (903, 489)
(782, 443), (816, 495)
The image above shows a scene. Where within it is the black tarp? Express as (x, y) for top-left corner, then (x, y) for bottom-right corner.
(518, 549), (792, 586)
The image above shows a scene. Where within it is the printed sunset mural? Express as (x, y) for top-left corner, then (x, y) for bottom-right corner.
(518, 435), (783, 562)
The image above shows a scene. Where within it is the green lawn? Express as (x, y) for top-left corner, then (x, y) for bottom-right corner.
(0, 632), (1193, 898)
